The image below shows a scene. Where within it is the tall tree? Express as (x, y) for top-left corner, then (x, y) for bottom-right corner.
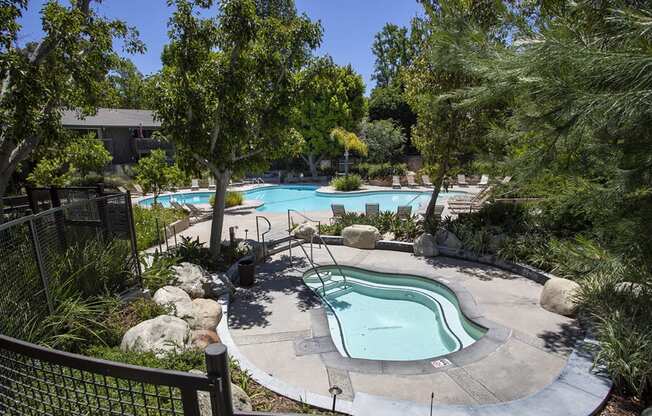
(103, 59), (151, 109)
(371, 22), (422, 88)
(0, 1), (143, 199)
(292, 56), (365, 177)
(153, 0), (321, 257)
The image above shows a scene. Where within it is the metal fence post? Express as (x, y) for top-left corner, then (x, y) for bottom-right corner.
(96, 183), (109, 240)
(49, 186), (67, 249)
(27, 215), (54, 315)
(205, 343), (234, 416)
(124, 191), (142, 281)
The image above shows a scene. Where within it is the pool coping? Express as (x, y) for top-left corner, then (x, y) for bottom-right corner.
(217, 245), (612, 416)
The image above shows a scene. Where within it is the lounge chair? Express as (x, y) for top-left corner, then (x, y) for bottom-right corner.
(406, 174), (417, 187)
(501, 176), (513, 185)
(133, 184), (146, 195)
(117, 186), (128, 194)
(331, 204), (346, 219)
(191, 179), (200, 191)
(185, 203), (212, 221)
(365, 203), (380, 217)
(397, 205), (412, 221)
(448, 188), (492, 214)
(434, 204), (445, 221)
(208, 177), (216, 190)
(170, 201), (188, 212)
(392, 176), (401, 189)
(479, 174), (489, 187)
(421, 175), (433, 187)
(457, 174), (468, 186)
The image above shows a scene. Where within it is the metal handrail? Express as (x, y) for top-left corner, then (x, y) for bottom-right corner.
(255, 215), (272, 256)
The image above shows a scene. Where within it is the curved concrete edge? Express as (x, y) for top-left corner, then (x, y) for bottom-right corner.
(351, 338), (612, 416)
(315, 185), (472, 196)
(216, 293), (355, 415)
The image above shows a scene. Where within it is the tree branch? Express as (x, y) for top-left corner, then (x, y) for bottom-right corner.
(232, 148), (264, 162)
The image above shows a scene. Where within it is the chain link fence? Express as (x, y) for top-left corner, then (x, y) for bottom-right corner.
(0, 192), (141, 341)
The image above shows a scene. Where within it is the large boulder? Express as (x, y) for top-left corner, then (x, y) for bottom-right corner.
(293, 222), (318, 240)
(191, 370), (253, 413)
(153, 286), (194, 319)
(120, 315), (190, 356)
(190, 330), (221, 350)
(414, 233), (438, 257)
(435, 228), (463, 250)
(540, 278), (581, 317)
(173, 263), (212, 299)
(342, 225), (381, 249)
(186, 299), (223, 331)
(210, 273), (236, 298)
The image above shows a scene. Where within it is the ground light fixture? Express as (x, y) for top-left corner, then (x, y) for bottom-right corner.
(329, 385), (342, 413)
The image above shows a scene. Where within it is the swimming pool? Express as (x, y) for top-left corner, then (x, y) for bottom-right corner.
(303, 266), (485, 361)
(139, 185), (463, 213)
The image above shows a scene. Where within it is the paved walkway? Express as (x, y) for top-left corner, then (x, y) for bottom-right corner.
(222, 246), (588, 411)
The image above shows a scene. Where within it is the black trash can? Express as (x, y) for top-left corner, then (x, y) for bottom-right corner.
(238, 259), (256, 287)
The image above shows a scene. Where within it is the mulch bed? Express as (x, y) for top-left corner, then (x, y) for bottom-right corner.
(598, 393), (644, 416)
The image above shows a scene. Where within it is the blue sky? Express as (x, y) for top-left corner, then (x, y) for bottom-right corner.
(17, 0), (422, 92)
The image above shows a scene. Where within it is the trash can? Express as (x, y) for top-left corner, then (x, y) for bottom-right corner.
(238, 259), (256, 287)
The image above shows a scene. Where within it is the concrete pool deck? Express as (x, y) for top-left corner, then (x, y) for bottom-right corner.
(217, 245), (611, 415)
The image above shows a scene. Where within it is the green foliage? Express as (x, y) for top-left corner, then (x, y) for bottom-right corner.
(28, 133), (113, 186)
(371, 23), (422, 88)
(209, 191), (244, 208)
(101, 298), (171, 347)
(86, 346), (206, 373)
(133, 205), (188, 251)
(330, 175), (362, 192)
(134, 149), (184, 204)
(141, 251), (179, 292)
(368, 83), (417, 139)
(352, 163), (407, 180)
(360, 119), (406, 163)
(101, 58), (153, 109)
(320, 211), (422, 242)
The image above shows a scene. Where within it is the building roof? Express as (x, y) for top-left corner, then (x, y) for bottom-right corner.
(61, 108), (161, 128)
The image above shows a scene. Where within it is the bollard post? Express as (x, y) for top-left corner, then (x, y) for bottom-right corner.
(205, 344), (234, 416)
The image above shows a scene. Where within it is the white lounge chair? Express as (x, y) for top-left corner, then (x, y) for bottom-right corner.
(331, 204), (346, 219)
(365, 203), (380, 217)
(457, 174), (468, 186)
(406, 174), (417, 187)
(191, 179), (200, 191)
(117, 186), (128, 194)
(133, 184), (146, 195)
(421, 175), (433, 187)
(397, 205), (412, 220)
(479, 174), (489, 187)
(208, 177), (216, 190)
(170, 201), (188, 212)
(392, 176), (401, 189)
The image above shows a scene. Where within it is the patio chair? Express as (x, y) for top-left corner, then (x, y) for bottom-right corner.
(421, 175), (433, 187)
(397, 205), (412, 221)
(208, 177), (216, 190)
(406, 174), (417, 187)
(365, 203), (380, 218)
(185, 203), (212, 221)
(117, 186), (128, 194)
(133, 184), (146, 195)
(170, 201), (188, 212)
(434, 204), (445, 221)
(501, 176), (513, 185)
(457, 174), (468, 186)
(479, 174), (490, 187)
(331, 204), (346, 219)
(191, 179), (200, 191)
(392, 176), (401, 189)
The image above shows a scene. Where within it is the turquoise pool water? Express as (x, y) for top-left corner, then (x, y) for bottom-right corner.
(139, 185), (463, 213)
(303, 266), (485, 361)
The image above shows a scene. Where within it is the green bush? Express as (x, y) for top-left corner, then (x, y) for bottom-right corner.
(320, 211), (422, 242)
(208, 191), (244, 208)
(101, 298), (171, 347)
(141, 251), (179, 291)
(133, 205), (188, 250)
(85, 345), (206, 372)
(330, 175), (362, 191)
(352, 163), (407, 179)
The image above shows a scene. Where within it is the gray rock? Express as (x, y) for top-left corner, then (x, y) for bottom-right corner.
(173, 262), (212, 299)
(153, 286), (191, 306)
(210, 273), (236, 298)
(414, 233), (438, 257)
(120, 315), (190, 357)
(540, 278), (581, 317)
(342, 225), (380, 249)
(190, 370), (254, 413)
(435, 228), (463, 250)
(293, 222), (318, 240)
(186, 298), (223, 331)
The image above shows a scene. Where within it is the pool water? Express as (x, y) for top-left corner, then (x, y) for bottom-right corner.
(139, 185), (463, 213)
(303, 266), (485, 361)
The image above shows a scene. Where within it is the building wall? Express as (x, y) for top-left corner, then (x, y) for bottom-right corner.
(102, 127), (137, 164)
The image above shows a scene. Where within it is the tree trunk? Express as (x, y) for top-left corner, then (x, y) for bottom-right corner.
(307, 154), (318, 178)
(209, 170), (231, 259)
(344, 150), (349, 176)
(424, 172), (445, 220)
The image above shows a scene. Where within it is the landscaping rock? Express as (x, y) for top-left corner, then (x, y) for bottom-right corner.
(210, 273), (236, 298)
(186, 299), (223, 331)
(293, 222), (318, 240)
(435, 228), (463, 250)
(342, 225), (381, 249)
(540, 278), (581, 317)
(173, 262), (212, 299)
(190, 330), (220, 349)
(191, 370), (254, 413)
(414, 233), (438, 257)
(153, 286), (194, 319)
(120, 315), (190, 356)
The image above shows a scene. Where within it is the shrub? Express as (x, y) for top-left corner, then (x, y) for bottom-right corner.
(320, 211), (422, 242)
(141, 251), (179, 291)
(85, 345), (206, 373)
(101, 297), (171, 347)
(208, 191), (244, 208)
(330, 175), (362, 191)
(133, 205), (188, 250)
